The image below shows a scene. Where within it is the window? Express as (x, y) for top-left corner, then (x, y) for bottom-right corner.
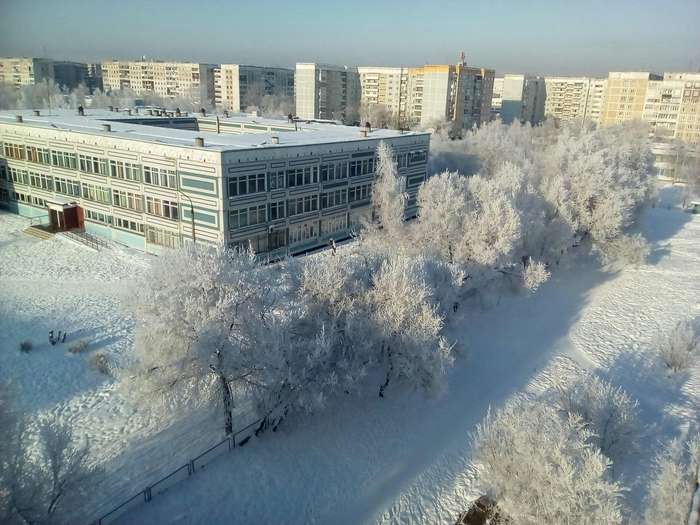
(321, 189), (347, 209)
(78, 154), (106, 175)
(112, 189), (143, 211)
(145, 196), (178, 220)
(287, 194), (318, 216)
(3, 143), (25, 160)
(289, 221), (318, 244)
(81, 183), (111, 204)
(408, 150), (427, 165)
(269, 200), (285, 221)
(85, 209), (113, 225)
(144, 166), (177, 189)
(27, 146), (51, 165)
(8, 167), (29, 185)
(114, 216), (145, 234)
(349, 158), (375, 178)
(321, 214), (347, 235)
(0, 165), (6, 180)
(229, 204), (266, 229)
(286, 166), (319, 187)
(54, 177), (81, 197)
(349, 183), (372, 202)
(146, 225), (180, 248)
(269, 170), (285, 190)
(228, 173), (265, 197)
(232, 233), (271, 254)
(109, 160), (142, 182)
(29, 171), (53, 191)
(48, 150), (77, 170)
(320, 162), (349, 182)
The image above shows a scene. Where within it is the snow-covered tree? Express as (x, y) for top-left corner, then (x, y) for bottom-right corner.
(471, 399), (625, 525)
(655, 316), (700, 373)
(359, 102), (394, 130)
(554, 374), (641, 460)
(644, 435), (700, 525)
(371, 141), (406, 238)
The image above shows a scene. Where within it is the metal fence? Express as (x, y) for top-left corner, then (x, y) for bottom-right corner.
(90, 415), (265, 525)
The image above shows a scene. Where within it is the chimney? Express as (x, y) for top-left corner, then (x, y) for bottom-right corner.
(200, 108), (206, 117)
(33, 110), (40, 116)
(360, 128), (368, 137)
(194, 137), (205, 147)
(108, 105), (114, 112)
(127, 109), (132, 116)
(146, 109), (153, 116)
(15, 115), (23, 123)
(101, 124), (112, 132)
(270, 136), (279, 144)
(175, 107), (181, 117)
(78, 105), (85, 116)
(223, 110), (229, 118)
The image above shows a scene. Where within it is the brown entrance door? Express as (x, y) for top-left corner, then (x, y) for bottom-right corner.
(63, 207), (79, 229)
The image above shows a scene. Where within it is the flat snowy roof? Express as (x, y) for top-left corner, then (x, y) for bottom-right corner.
(0, 109), (427, 152)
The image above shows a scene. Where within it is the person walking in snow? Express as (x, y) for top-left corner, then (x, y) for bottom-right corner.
(329, 238), (337, 256)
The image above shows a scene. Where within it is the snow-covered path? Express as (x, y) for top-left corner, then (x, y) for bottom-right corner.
(120, 203), (700, 525)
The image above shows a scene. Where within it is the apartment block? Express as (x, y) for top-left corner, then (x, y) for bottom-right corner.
(357, 67), (410, 126)
(0, 109), (429, 256)
(600, 72), (663, 126)
(544, 77), (607, 123)
(643, 73), (700, 144)
(492, 74), (546, 125)
(294, 63), (361, 120)
(214, 65), (294, 112)
(0, 57), (54, 88)
(405, 63), (494, 129)
(101, 60), (216, 106)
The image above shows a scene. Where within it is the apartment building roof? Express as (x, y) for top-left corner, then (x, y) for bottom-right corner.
(0, 109), (426, 152)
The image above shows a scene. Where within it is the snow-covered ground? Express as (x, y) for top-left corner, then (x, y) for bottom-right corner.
(1, 186), (699, 524)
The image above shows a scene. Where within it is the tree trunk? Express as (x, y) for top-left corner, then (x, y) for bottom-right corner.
(379, 346), (393, 398)
(213, 350), (233, 436)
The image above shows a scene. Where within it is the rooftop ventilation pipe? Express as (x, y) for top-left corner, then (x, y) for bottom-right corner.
(108, 105), (114, 112)
(15, 115), (23, 123)
(270, 136), (279, 144)
(194, 137), (204, 147)
(127, 109), (132, 116)
(200, 108), (206, 117)
(175, 108), (181, 117)
(102, 124), (111, 132)
(78, 106), (85, 116)
(33, 110), (40, 116)
(360, 128), (368, 137)
(146, 109), (153, 116)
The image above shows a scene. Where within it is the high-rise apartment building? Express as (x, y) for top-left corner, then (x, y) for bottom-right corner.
(492, 74), (546, 125)
(0, 57), (55, 88)
(403, 63), (494, 130)
(642, 73), (700, 144)
(357, 67), (410, 126)
(214, 65), (294, 112)
(101, 60), (216, 106)
(544, 77), (607, 123)
(600, 72), (663, 126)
(294, 63), (361, 120)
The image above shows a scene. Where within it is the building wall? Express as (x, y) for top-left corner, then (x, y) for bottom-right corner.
(357, 66), (410, 126)
(0, 116), (430, 257)
(494, 74), (545, 125)
(0, 58), (55, 88)
(600, 72), (661, 126)
(214, 65), (294, 112)
(294, 63), (360, 120)
(544, 77), (591, 121)
(101, 61), (216, 106)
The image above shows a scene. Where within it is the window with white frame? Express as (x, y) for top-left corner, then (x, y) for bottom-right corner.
(54, 177), (81, 197)
(145, 196), (178, 220)
(321, 214), (347, 235)
(143, 166), (177, 189)
(29, 171), (53, 191)
(78, 154), (105, 174)
(268, 170), (285, 190)
(81, 183), (111, 204)
(321, 188), (347, 209)
(288, 221), (318, 244)
(229, 204), (266, 229)
(348, 183), (372, 202)
(112, 189), (143, 211)
(114, 216), (145, 234)
(26, 146), (51, 165)
(286, 166), (318, 187)
(269, 200), (285, 221)
(8, 167), (29, 185)
(146, 225), (180, 248)
(228, 172), (265, 197)
(109, 160), (142, 182)
(85, 209), (113, 224)
(287, 194), (318, 216)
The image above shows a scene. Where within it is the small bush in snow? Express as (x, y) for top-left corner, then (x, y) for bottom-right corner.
(68, 340), (90, 354)
(470, 399), (624, 525)
(19, 340), (32, 353)
(89, 352), (111, 376)
(656, 317), (700, 373)
(555, 374), (640, 460)
(643, 435), (700, 525)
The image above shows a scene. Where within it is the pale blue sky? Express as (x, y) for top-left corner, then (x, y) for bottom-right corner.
(1, 0), (698, 75)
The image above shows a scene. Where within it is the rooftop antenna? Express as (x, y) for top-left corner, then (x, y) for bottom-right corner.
(460, 50), (467, 67)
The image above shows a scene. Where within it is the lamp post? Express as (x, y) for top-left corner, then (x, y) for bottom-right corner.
(176, 189), (196, 244)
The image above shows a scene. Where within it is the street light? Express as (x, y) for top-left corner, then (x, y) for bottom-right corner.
(176, 188), (196, 244)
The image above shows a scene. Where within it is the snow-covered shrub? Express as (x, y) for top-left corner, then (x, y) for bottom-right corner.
(18, 340), (32, 353)
(555, 374), (640, 460)
(522, 258), (550, 292)
(471, 399), (624, 525)
(595, 233), (650, 269)
(656, 317), (700, 373)
(68, 339), (90, 354)
(89, 352), (111, 376)
(643, 435), (700, 525)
